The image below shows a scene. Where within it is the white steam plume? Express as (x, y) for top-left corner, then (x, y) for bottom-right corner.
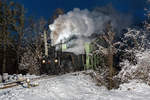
(49, 7), (131, 54)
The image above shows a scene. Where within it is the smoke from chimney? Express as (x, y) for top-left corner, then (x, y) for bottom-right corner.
(49, 6), (132, 54)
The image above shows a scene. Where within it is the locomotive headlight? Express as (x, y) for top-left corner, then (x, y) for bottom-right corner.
(42, 59), (46, 64)
(54, 59), (58, 63)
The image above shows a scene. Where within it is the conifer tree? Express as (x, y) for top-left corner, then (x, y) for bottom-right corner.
(0, 0), (16, 74)
(0, 0), (25, 74)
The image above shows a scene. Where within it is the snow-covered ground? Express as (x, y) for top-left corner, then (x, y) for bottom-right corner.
(1, 72), (150, 100)
(0, 74), (40, 87)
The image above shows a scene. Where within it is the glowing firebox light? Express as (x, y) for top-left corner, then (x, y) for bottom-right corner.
(42, 60), (46, 64)
(26, 78), (30, 83)
(26, 78), (31, 88)
(54, 59), (58, 63)
(47, 60), (51, 64)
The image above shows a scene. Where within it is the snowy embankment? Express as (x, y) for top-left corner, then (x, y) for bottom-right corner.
(1, 72), (150, 100)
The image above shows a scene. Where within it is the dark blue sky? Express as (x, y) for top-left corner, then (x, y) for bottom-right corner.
(14, 0), (147, 23)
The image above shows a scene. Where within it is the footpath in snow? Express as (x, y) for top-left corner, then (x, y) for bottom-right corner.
(0, 72), (150, 100)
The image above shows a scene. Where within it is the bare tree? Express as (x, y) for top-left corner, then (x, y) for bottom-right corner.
(12, 3), (25, 73)
(48, 8), (64, 25)
(91, 21), (116, 89)
(19, 17), (47, 75)
(102, 21), (116, 89)
(144, 1), (150, 32)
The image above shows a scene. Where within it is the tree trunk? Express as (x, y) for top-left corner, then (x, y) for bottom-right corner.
(2, 37), (7, 82)
(44, 30), (48, 56)
(108, 46), (114, 89)
(16, 34), (22, 74)
(2, 42), (6, 73)
(2, 28), (7, 74)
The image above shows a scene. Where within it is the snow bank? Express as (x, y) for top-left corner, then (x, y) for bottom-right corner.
(1, 72), (150, 100)
(0, 74), (40, 85)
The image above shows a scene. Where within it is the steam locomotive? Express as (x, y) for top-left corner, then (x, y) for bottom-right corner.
(40, 45), (85, 75)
